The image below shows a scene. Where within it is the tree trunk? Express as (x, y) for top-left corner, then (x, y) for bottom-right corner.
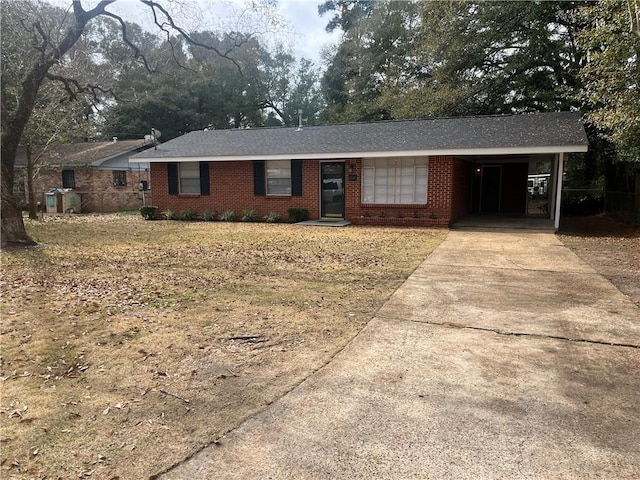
(1, 2), (109, 247)
(1, 132), (35, 247)
(26, 144), (38, 220)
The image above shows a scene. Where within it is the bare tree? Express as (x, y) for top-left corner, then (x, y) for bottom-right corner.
(1, 0), (273, 246)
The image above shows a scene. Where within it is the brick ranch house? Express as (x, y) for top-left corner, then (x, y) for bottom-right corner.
(131, 112), (588, 229)
(14, 139), (153, 213)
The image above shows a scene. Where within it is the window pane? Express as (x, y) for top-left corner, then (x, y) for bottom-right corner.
(361, 157), (428, 204)
(180, 162), (200, 194)
(113, 170), (127, 186)
(62, 170), (75, 189)
(266, 160), (291, 195)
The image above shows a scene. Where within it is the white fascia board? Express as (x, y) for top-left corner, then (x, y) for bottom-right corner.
(129, 144), (588, 163)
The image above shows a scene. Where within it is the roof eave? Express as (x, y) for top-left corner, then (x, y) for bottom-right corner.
(130, 145), (589, 163)
(91, 142), (154, 167)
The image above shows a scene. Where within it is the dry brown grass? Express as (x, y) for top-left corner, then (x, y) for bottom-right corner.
(1, 214), (445, 479)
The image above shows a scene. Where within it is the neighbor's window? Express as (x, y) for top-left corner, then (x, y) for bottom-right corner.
(113, 170), (127, 187)
(361, 157), (428, 204)
(266, 160), (291, 195)
(62, 169), (75, 189)
(179, 162), (200, 194)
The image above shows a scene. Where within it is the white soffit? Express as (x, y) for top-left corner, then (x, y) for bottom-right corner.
(130, 145), (588, 163)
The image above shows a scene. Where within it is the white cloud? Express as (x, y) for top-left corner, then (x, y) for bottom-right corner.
(276, 0), (341, 64)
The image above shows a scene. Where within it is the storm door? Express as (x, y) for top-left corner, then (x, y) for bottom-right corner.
(480, 165), (502, 213)
(320, 162), (345, 218)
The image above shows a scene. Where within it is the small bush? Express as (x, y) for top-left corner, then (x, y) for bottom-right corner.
(201, 210), (216, 221)
(180, 208), (197, 221)
(162, 209), (175, 220)
(140, 205), (158, 220)
(241, 209), (256, 222)
(287, 207), (309, 223)
(219, 210), (236, 222)
(264, 211), (281, 223)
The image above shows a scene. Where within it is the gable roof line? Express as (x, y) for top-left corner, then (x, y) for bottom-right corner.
(131, 112), (589, 162)
(91, 142), (154, 167)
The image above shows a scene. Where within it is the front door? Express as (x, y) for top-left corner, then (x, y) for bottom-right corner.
(320, 162), (345, 218)
(480, 165), (502, 213)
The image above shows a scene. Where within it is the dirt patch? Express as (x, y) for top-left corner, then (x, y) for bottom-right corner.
(0, 214), (445, 479)
(559, 215), (640, 306)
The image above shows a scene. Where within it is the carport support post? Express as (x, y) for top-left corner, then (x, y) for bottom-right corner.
(553, 152), (565, 230)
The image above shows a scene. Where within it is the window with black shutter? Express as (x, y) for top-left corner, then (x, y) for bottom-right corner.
(253, 160), (265, 196)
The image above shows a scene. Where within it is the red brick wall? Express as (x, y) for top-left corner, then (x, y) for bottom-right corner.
(345, 156), (453, 227)
(27, 168), (151, 213)
(151, 161), (321, 220)
(151, 156), (462, 226)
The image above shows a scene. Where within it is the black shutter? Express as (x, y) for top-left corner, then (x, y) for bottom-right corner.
(253, 160), (265, 196)
(168, 163), (178, 195)
(291, 160), (303, 196)
(199, 162), (210, 195)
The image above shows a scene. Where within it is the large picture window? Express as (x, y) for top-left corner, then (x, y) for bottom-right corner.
(266, 160), (291, 195)
(179, 162), (201, 194)
(361, 157), (428, 204)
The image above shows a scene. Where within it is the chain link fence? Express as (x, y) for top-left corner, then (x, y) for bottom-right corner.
(562, 189), (639, 225)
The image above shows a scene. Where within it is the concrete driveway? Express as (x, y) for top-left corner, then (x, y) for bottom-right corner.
(161, 231), (640, 480)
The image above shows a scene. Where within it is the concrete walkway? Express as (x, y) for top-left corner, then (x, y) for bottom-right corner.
(161, 231), (640, 480)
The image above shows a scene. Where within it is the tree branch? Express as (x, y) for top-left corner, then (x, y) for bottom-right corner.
(45, 72), (118, 103)
(628, 0), (640, 38)
(100, 11), (154, 72)
(139, 0), (245, 73)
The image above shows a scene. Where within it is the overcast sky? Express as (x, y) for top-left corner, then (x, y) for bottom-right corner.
(276, 0), (341, 63)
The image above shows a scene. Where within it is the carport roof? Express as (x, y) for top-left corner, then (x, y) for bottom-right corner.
(131, 111), (588, 162)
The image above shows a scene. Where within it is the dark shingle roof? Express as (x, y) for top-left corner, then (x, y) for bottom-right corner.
(15, 140), (151, 167)
(132, 112), (588, 161)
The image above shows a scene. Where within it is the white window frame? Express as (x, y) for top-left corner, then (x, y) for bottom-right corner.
(179, 162), (200, 194)
(266, 160), (292, 196)
(361, 157), (428, 204)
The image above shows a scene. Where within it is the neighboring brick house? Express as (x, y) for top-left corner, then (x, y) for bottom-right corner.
(15, 139), (154, 213)
(131, 112), (588, 229)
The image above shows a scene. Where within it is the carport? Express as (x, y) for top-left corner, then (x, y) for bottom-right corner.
(453, 149), (584, 231)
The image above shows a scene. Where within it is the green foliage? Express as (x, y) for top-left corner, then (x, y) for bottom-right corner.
(101, 31), (322, 137)
(139, 205), (158, 220)
(287, 207), (309, 223)
(320, 1), (421, 122)
(576, 0), (640, 161)
(263, 212), (281, 223)
(180, 208), (197, 221)
(201, 210), (217, 221)
(162, 210), (175, 220)
(219, 210), (236, 222)
(321, 0), (585, 122)
(241, 209), (256, 222)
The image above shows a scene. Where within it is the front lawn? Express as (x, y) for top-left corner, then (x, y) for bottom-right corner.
(1, 215), (445, 479)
